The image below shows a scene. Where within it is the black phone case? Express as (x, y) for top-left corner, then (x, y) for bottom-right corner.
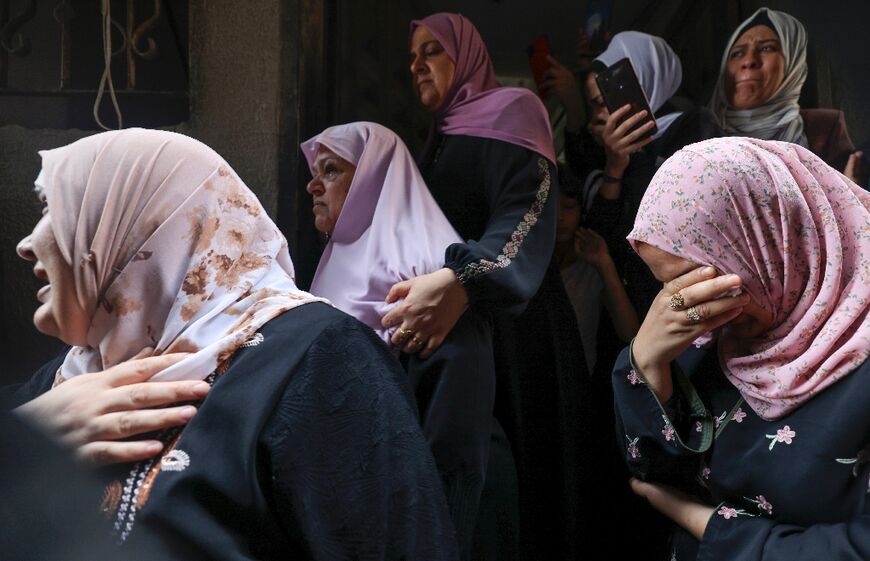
(595, 57), (657, 138)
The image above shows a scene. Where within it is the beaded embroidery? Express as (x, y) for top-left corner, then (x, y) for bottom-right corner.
(456, 158), (551, 285)
(103, 348), (248, 543)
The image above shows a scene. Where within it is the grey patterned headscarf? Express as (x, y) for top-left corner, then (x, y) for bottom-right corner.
(710, 7), (808, 146)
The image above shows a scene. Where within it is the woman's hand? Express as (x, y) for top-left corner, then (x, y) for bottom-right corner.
(382, 268), (468, 359)
(630, 478), (713, 541)
(15, 350), (205, 465)
(602, 104), (656, 178)
(631, 267), (749, 401)
(574, 227), (610, 269)
(541, 56), (584, 131)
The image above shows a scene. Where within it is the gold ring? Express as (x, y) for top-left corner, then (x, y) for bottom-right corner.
(685, 306), (702, 322)
(397, 328), (415, 342)
(669, 292), (685, 310)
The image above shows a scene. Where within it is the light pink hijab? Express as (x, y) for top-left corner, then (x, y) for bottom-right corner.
(302, 122), (461, 343)
(410, 13), (556, 164)
(39, 128), (326, 381)
(628, 137), (870, 419)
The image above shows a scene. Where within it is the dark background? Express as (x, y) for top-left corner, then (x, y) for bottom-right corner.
(2, 0), (868, 383)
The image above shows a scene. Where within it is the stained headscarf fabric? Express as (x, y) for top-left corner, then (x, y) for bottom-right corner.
(628, 137), (870, 419)
(710, 7), (808, 145)
(302, 122), (462, 343)
(39, 128), (326, 381)
(594, 31), (684, 139)
(410, 12), (556, 164)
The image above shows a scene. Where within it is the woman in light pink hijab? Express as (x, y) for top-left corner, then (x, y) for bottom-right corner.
(302, 121), (500, 559)
(302, 122), (462, 344)
(610, 136), (870, 560)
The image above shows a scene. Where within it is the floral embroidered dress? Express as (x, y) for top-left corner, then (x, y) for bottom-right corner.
(413, 12), (592, 560)
(614, 137), (870, 560)
(613, 346), (870, 561)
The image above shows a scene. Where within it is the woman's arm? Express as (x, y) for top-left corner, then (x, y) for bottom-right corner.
(633, 479), (870, 561)
(574, 227), (638, 341)
(383, 137), (558, 357)
(267, 318), (458, 560)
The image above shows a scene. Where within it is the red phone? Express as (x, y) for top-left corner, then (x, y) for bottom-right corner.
(527, 35), (551, 97)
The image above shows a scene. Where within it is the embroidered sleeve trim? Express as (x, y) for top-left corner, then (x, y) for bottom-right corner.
(456, 157), (551, 285)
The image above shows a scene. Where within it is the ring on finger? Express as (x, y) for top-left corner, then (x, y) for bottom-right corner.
(397, 327), (414, 342)
(685, 306), (702, 323)
(669, 292), (685, 310)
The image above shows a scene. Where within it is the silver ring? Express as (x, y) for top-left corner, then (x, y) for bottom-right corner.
(685, 306), (702, 323)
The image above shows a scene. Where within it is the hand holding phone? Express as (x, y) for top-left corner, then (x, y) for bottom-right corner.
(595, 58), (657, 139)
(527, 35), (552, 97)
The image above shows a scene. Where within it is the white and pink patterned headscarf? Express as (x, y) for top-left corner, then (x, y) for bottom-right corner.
(628, 137), (870, 419)
(39, 128), (326, 381)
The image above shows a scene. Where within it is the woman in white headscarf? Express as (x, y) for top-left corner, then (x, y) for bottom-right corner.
(9, 128), (458, 560)
(554, 31), (725, 322)
(710, 7), (860, 175)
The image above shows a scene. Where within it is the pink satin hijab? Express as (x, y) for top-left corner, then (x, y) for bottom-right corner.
(39, 128), (325, 381)
(411, 12), (556, 164)
(302, 122), (461, 344)
(628, 137), (870, 419)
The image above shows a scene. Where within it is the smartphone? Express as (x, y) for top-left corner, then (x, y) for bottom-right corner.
(595, 57), (657, 139)
(527, 35), (551, 97)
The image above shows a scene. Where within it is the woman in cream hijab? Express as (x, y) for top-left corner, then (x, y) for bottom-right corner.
(710, 7), (861, 176)
(11, 128), (457, 560)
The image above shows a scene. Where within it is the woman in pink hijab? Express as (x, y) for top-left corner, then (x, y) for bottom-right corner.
(612, 137), (869, 561)
(10, 128), (458, 560)
(302, 121), (501, 559)
(403, 13), (591, 560)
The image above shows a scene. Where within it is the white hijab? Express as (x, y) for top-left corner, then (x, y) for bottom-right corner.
(39, 128), (326, 382)
(594, 31), (684, 139)
(709, 7), (808, 146)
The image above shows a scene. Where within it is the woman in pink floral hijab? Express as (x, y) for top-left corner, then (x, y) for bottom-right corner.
(609, 136), (870, 561)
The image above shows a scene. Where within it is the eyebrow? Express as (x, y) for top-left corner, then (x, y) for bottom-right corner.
(410, 40), (440, 54)
(731, 38), (780, 51)
(312, 155), (337, 171)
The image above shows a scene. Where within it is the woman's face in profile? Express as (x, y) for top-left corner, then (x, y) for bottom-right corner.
(306, 146), (356, 236)
(16, 194), (90, 345)
(725, 24), (786, 110)
(583, 72), (608, 144)
(409, 26), (456, 111)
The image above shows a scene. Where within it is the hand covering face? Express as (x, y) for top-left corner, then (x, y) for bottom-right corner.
(628, 137), (870, 419)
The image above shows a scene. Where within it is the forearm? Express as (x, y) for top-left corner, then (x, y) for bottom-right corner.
(631, 341), (674, 404)
(595, 257), (639, 342)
